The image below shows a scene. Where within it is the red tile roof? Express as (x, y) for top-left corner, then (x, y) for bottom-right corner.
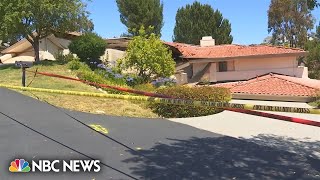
(164, 42), (307, 59)
(213, 73), (320, 97)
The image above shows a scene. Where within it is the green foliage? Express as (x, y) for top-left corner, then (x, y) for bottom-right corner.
(67, 59), (82, 70)
(307, 0), (320, 9)
(173, 1), (233, 45)
(56, 53), (78, 64)
(116, 0), (163, 36)
(316, 92), (320, 107)
(149, 86), (232, 118)
(76, 67), (129, 94)
(268, 0), (314, 48)
(94, 69), (127, 86)
(69, 32), (107, 68)
(133, 83), (156, 92)
(0, 0), (93, 62)
(119, 27), (176, 83)
(304, 40), (320, 79)
(123, 74), (144, 87)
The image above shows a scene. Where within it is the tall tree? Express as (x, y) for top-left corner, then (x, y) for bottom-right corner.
(116, 0), (163, 36)
(268, 0), (315, 48)
(0, 0), (93, 62)
(305, 40), (320, 79)
(304, 24), (320, 79)
(173, 1), (233, 45)
(118, 27), (175, 82)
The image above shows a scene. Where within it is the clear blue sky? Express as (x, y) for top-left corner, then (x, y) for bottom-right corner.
(87, 0), (320, 45)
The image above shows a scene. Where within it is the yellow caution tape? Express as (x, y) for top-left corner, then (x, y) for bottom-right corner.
(1, 84), (319, 115)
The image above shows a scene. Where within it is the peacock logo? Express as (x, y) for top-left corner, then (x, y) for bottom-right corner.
(9, 159), (31, 172)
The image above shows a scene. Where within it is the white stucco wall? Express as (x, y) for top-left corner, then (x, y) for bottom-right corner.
(39, 38), (60, 60)
(192, 63), (208, 76)
(190, 55), (307, 82)
(234, 56), (297, 71)
(102, 49), (126, 66)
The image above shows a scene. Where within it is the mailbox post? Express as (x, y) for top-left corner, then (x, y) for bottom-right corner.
(15, 61), (33, 87)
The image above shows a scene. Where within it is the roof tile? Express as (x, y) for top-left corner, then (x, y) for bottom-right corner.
(164, 42), (307, 59)
(213, 74), (320, 97)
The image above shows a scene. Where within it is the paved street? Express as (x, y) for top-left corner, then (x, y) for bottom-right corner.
(0, 88), (319, 179)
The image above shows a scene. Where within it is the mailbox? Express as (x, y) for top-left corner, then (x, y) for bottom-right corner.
(15, 61), (33, 68)
(15, 61), (33, 87)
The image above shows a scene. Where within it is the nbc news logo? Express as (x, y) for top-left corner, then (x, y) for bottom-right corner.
(9, 158), (101, 173)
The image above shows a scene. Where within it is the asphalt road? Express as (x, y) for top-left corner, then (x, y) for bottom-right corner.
(0, 88), (319, 180)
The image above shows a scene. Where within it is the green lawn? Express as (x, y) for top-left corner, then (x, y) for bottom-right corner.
(0, 61), (158, 118)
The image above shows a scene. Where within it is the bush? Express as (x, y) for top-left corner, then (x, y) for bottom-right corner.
(149, 86), (231, 118)
(151, 77), (177, 88)
(76, 68), (129, 94)
(315, 92), (320, 108)
(134, 83), (156, 92)
(56, 53), (77, 64)
(69, 32), (107, 68)
(94, 68), (127, 86)
(67, 59), (82, 70)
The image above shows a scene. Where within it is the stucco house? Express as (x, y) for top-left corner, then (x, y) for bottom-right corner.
(102, 37), (130, 66)
(165, 36), (309, 84)
(0, 34), (130, 66)
(165, 36), (320, 102)
(0, 32), (81, 64)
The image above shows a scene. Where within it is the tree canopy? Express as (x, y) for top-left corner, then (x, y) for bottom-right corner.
(268, 0), (315, 48)
(116, 0), (163, 36)
(173, 1), (233, 45)
(0, 0), (93, 62)
(303, 24), (320, 79)
(69, 32), (107, 68)
(118, 27), (175, 83)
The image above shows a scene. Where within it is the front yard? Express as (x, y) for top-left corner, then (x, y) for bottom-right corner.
(0, 61), (158, 118)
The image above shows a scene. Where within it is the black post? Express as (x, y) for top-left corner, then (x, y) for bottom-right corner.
(22, 67), (26, 87)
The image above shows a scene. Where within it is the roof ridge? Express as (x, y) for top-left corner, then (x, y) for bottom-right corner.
(273, 75), (318, 90)
(261, 44), (304, 51)
(226, 75), (271, 88)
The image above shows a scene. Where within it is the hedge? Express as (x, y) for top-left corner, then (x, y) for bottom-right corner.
(149, 86), (232, 118)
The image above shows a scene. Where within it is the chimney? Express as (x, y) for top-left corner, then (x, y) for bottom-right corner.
(200, 36), (215, 47)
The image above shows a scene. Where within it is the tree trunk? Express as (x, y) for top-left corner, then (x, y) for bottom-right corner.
(32, 38), (40, 63)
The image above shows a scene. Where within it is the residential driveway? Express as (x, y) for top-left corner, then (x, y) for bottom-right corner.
(169, 99), (320, 159)
(0, 88), (319, 179)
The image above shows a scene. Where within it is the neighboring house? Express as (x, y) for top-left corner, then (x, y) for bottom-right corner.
(0, 35), (130, 66)
(165, 36), (309, 84)
(102, 37), (130, 66)
(0, 32), (80, 64)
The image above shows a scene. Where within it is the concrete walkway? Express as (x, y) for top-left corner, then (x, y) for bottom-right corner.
(169, 100), (320, 159)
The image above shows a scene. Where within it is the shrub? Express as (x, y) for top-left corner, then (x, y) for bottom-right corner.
(94, 68), (127, 86)
(315, 92), (320, 108)
(56, 53), (77, 64)
(76, 68), (129, 94)
(151, 77), (177, 88)
(67, 59), (82, 70)
(96, 64), (127, 86)
(149, 86), (231, 118)
(134, 83), (156, 92)
(69, 32), (107, 68)
(125, 74), (144, 87)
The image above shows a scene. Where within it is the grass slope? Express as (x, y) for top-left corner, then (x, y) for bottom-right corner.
(0, 61), (157, 118)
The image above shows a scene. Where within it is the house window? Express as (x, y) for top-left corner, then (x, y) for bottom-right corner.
(218, 61), (228, 72)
